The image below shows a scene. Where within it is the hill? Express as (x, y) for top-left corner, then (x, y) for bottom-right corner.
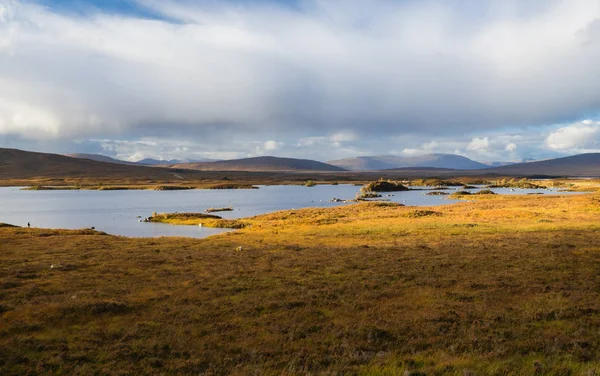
(328, 154), (488, 171)
(0, 148), (184, 180)
(67, 153), (140, 166)
(172, 156), (346, 172)
(482, 153), (600, 176)
(137, 157), (217, 165)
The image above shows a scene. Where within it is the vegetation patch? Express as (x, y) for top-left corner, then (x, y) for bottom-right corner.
(205, 207), (234, 213)
(205, 183), (259, 190)
(22, 185), (81, 191)
(488, 178), (547, 189)
(0, 223), (18, 228)
(474, 189), (496, 195)
(148, 212), (246, 229)
(405, 210), (442, 218)
(362, 180), (409, 192)
(426, 191), (449, 196)
(363, 201), (404, 208)
(152, 186), (195, 191)
(410, 179), (465, 187)
(356, 192), (382, 200)
(22, 185), (55, 190)
(450, 190), (472, 196)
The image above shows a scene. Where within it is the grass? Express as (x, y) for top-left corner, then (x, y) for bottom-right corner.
(449, 189), (496, 198)
(148, 212), (247, 229)
(409, 179), (465, 187)
(488, 178), (547, 189)
(2, 187), (600, 373)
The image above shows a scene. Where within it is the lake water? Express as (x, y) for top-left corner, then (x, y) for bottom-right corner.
(0, 185), (581, 238)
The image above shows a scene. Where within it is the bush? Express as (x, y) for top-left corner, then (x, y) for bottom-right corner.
(488, 178), (546, 189)
(474, 189), (496, 195)
(356, 192), (382, 200)
(362, 180), (409, 192)
(452, 191), (472, 196)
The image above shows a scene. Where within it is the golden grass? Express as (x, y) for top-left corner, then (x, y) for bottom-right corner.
(2, 189), (600, 374)
(148, 213), (247, 229)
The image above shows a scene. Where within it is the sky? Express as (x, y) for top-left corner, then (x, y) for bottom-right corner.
(1, 0), (600, 163)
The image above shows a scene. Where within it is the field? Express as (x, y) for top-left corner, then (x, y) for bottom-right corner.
(2, 186), (600, 374)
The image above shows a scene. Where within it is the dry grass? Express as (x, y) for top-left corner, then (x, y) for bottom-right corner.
(2, 190), (600, 374)
(148, 213), (247, 229)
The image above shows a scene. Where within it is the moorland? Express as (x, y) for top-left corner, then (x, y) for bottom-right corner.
(2, 180), (600, 374)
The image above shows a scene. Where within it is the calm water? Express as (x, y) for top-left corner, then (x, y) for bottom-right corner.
(0, 185), (580, 238)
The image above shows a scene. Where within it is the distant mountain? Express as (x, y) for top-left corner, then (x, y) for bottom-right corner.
(67, 153), (139, 166)
(172, 156), (346, 172)
(485, 158), (537, 168)
(485, 162), (515, 167)
(68, 154), (219, 166)
(328, 154), (488, 171)
(482, 153), (600, 176)
(137, 158), (217, 165)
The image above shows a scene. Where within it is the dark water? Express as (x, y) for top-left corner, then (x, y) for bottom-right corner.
(0, 185), (581, 238)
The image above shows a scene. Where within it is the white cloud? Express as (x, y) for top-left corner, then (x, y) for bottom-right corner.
(0, 99), (60, 137)
(263, 140), (280, 151)
(330, 130), (357, 143)
(505, 142), (517, 153)
(401, 148), (421, 155)
(296, 136), (327, 148)
(545, 120), (600, 150)
(467, 137), (490, 151)
(421, 141), (439, 151)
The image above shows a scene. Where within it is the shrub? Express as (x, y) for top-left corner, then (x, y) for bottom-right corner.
(474, 189), (496, 195)
(362, 180), (409, 192)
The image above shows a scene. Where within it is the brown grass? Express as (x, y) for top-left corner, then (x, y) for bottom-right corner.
(2, 191), (600, 374)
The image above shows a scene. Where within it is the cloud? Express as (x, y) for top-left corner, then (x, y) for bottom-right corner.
(545, 120), (600, 150)
(0, 0), (599, 144)
(263, 140), (280, 151)
(0, 0), (599, 163)
(467, 137), (490, 152)
(330, 130), (358, 143)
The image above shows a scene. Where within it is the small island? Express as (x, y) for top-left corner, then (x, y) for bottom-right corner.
(146, 212), (247, 229)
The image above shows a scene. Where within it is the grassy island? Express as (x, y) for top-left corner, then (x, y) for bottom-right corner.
(147, 212), (247, 229)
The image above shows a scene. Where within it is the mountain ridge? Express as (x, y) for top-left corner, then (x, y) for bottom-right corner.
(67, 153), (140, 166)
(171, 156), (346, 172)
(477, 153), (600, 176)
(328, 153), (489, 170)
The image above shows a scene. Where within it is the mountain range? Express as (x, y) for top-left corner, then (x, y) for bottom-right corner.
(477, 153), (600, 176)
(67, 153), (140, 166)
(68, 153), (216, 166)
(137, 158), (218, 165)
(170, 156), (346, 172)
(4, 148), (600, 178)
(68, 152), (529, 171)
(328, 154), (489, 170)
